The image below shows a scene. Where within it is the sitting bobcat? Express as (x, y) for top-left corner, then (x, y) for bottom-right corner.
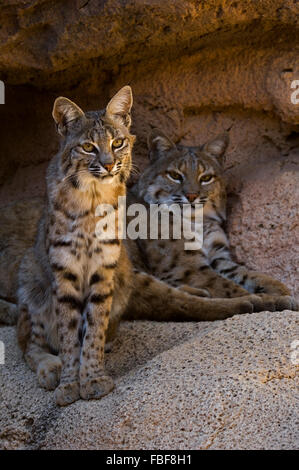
(17, 86), (136, 406)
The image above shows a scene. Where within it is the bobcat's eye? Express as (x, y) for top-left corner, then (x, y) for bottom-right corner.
(200, 174), (214, 184)
(82, 142), (96, 153)
(167, 171), (183, 183)
(112, 138), (124, 149)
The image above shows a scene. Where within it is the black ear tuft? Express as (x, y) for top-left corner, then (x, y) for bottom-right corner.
(147, 128), (176, 162)
(52, 97), (84, 136)
(106, 86), (133, 128)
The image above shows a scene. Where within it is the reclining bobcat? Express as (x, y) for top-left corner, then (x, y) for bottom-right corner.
(13, 90), (296, 406)
(132, 129), (295, 304)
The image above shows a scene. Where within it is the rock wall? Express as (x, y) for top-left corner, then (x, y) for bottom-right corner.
(0, 0), (298, 295)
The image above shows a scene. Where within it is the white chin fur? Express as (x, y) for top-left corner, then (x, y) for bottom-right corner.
(100, 175), (115, 184)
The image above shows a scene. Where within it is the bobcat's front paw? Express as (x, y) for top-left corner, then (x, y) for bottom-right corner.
(80, 375), (114, 400)
(247, 294), (298, 312)
(37, 356), (62, 391)
(54, 381), (80, 406)
(268, 295), (298, 312)
(229, 298), (254, 315)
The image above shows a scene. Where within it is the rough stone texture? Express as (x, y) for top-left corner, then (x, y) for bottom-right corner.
(0, 311), (298, 450)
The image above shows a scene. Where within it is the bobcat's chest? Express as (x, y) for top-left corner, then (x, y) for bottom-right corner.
(70, 213), (120, 271)
(49, 210), (120, 286)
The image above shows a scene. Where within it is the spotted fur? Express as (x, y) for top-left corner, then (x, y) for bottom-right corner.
(131, 129), (295, 310)
(17, 87), (135, 406)
(13, 124), (297, 406)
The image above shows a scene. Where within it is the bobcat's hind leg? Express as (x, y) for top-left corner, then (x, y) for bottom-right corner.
(215, 264), (297, 311)
(17, 306), (62, 391)
(210, 242), (292, 296)
(32, 347), (62, 391)
(246, 271), (292, 296)
(209, 241), (297, 310)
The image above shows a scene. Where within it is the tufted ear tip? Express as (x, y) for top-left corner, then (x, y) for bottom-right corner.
(52, 97), (84, 135)
(106, 86), (133, 127)
(121, 85), (133, 101)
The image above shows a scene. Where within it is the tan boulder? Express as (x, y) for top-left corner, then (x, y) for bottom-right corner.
(0, 311), (298, 449)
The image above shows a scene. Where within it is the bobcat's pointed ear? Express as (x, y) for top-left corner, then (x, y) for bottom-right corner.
(147, 128), (176, 162)
(106, 86), (133, 128)
(52, 97), (84, 136)
(203, 133), (229, 164)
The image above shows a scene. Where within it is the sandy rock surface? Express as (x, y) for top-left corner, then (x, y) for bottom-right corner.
(0, 311), (298, 450)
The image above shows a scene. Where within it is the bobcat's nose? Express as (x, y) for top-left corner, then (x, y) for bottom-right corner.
(103, 163), (114, 173)
(185, 193), (198, 203)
